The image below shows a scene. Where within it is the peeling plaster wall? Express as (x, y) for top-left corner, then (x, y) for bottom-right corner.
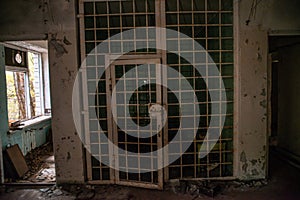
(49, 30), (85, 184)
(236, 28), (268, 179)
(47, 2), (85, 184)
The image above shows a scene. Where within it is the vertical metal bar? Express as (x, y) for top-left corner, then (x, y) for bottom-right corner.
(134, 64), (140, 181)
(79, 0), (87, 68)
(191, 0), (197, 179)
(156, 60), (164, 189)
(205, 0), (210, 178)
(112, 63), (120, 183)
(233, 0), (240, 178)
(159, 0), (170, 183)
(124, 64), (129, 182)
(105, 56), (116, 183)
(78, 0), (93, 181)
(218, 0), (222, 177)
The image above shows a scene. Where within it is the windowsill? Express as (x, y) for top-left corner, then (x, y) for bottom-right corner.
(8, 115), (51, 133)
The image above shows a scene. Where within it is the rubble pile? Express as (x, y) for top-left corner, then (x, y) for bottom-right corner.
(21, 143), (55, 182)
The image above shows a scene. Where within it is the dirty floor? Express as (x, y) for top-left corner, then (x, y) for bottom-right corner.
(0, 149), (299, 200)
(18, 143), (56, 183)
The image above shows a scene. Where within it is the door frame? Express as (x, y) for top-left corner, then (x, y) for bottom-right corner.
(86, 55), (164, 189)
(109, 57), (163, 189)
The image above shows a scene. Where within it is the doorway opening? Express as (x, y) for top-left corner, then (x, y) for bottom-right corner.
(269, 35), (300, 171)
(1, 41), (55, 184)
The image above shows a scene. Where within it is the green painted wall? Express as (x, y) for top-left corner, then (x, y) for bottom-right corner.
(4, 119), (51, 155)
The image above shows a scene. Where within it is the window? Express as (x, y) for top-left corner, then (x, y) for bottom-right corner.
(5, 44), (51, 125)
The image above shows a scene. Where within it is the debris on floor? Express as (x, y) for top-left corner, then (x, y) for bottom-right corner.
(226, 180), (268, 191)
(0, 181), (271, 200)
(174, 180), (224, 198)
(165, 179), (268, 198)
(16, 143), (56, 183)
(39, 185), (65, 198)
(35, 167), (56, 182)
(1, 153), (299, 200)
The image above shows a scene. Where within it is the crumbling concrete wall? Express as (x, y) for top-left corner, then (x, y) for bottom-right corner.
(48, 32), (85, 184)
(236, 28), (268, 179)
(47, 1), (85, 184)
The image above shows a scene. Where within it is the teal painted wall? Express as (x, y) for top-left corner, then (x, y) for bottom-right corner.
(4, 119), (51, 155)
(0, 44), (51, 156)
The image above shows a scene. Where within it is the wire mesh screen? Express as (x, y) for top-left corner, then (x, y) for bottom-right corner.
(80, 0), (234, 184)
(165, 0), (234, 179)
(84, 0), (156, 55)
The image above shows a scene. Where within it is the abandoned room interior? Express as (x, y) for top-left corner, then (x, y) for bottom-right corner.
(0, 0), (299, 199)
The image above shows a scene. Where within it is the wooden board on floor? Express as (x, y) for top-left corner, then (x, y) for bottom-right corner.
(5, 144), (29, 178)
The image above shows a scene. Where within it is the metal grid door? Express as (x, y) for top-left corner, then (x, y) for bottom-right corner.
(109, 58), (163, 189)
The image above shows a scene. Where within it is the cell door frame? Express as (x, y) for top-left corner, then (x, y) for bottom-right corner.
(106, 56), (163, 189)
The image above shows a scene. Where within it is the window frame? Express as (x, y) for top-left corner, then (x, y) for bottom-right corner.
(4, 43), (51, 127)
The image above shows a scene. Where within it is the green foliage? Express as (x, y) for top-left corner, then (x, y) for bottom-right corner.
(6, 71), (19, 121)
(6, 52), (37, 122)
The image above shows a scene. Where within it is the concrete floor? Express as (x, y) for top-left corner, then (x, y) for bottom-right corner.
(0, 150), (299, 200)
